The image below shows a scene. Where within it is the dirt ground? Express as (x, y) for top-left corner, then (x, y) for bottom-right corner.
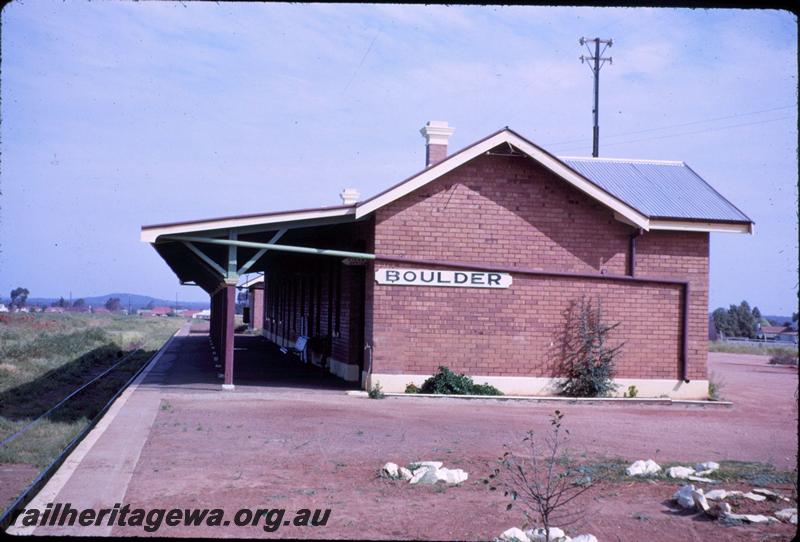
(100, 346), (797, 540)
(0, 463), (39, 512)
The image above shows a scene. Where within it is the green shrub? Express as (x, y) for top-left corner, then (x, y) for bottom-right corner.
(418, 366), (503, 396)
(471, 382), (504, 395)
(368, 382), (385, 399)
(623, 385), (638, 398)
(405, 382), (420, 393)
(708, 371), (725, 401)
(769, 351), (798, 366)
(557, 297), (622, 398)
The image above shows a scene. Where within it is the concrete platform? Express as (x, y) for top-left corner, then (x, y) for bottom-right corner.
(8, 327), (354, 536)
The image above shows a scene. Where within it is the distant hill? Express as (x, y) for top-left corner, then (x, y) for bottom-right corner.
(22, 293), (208, 311)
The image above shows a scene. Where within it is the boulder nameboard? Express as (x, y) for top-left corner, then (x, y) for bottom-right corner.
(375, 268), (512, 289)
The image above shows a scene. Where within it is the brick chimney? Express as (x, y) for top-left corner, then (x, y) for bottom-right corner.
(420, 120), (454, 167)
(339, 187), (360, 205)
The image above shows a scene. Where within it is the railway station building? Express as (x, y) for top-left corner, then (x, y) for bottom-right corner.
(141, 122), (753, 398)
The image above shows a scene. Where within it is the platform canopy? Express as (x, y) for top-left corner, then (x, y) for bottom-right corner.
(141, 205), (373, 293)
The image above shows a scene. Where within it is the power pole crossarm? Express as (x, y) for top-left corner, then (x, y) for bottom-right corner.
(579, 37), (613, 157)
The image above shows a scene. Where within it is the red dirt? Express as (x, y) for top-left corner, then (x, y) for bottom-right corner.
(15, 336), (797, 540)
(103, 350), (797, 539)
(0, 463), (39, 512)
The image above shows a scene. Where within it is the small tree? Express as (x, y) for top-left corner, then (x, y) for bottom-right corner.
(105, 297), (122, 312)
(734, 301), (757, 338)
(711, 307), (733, 337)
(485, 411), (594, 539)
(712, 302), (763, 338)
(557, 297), (622, 397)
(72, 298), (86, 308)
(10, 287), (29, 309)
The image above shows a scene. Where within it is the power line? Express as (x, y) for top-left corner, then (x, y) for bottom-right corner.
(545, 104), (796, 149)
(579, 37), (613, 157)
(342, 27), (381, 95)
(554, 115), (793, 154)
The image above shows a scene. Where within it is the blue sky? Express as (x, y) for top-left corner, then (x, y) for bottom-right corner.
(1, 3), (797, 314)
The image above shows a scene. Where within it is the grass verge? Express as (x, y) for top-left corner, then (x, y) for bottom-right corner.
(709, 341), (797, 357)
(0, 313), (182, 511)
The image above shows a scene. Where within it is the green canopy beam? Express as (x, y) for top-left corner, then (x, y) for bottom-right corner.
(182, 241), (226, 277)
(237, 228), (287, 275)
(162, 235), (376, 261)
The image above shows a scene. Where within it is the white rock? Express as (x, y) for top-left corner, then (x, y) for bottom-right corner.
(705, 489), (728, 500)
(742, 492), (767, 502)
(673, 484), (696, 509)
(409, 461), (443, 471)
(725, 513), (779, 524)
(687, 475), (717, 483)
(708, 501), (732, 518)
(752, 488), (781, 500)
(693, 461), (719, 473)
(398, 467), (413, 481)
(409, 467), (431, 484)
(413, 467), (442, 484)
(440, 468), (469, 484)
(775, 508), (798, 524)
(526, 527), (567, 542)
(381, 462), (399, 479)
(571, 536), (597, 542)
(692, 489), (710, 512)
(626, 459), (661, 476)
(498, 527), (530, 542)
(725, 490), (744, 498)
(666, 466), (695, 479)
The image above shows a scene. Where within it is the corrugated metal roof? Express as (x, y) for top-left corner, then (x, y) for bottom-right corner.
(559, 156), (752, 223)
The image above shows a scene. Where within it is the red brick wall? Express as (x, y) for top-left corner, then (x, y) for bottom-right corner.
(263, 262), (358, 364)
(261, 220), (373, 370)
(248, 286), (264, 330)
(636, 231), (709, 380)
(371, 152), (709, 381)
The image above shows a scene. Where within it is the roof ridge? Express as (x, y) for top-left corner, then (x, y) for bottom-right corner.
(558, 156), (685, 166)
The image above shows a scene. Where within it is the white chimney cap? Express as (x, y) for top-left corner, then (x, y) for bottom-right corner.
(340, 188), (360, 205)
(420, 120), (455, 145)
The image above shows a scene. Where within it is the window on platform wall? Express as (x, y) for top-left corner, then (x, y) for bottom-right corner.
(317, 274), (323, 337)
(281, 278), (287, 339)
(335, 262), (342, 336)
(327, 262), (334, 338)
(273, 279), (278, 332)
(285, 278), (290, 338)
(276, 279), (281, 335)
(270, 278), (276, 332)
(291, 277), (297, 333)
(297, 275), (303, 336)
(308, 274), (315, 338)
(266, 279), (271, 329)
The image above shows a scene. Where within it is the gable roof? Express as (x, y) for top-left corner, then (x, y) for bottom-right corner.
(356, 127), (753, 233)
(760, 325), (795, 334)
(141, 126), (753, 243)
(560, 157), (752, 224)
(355, 127), (651, 228)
